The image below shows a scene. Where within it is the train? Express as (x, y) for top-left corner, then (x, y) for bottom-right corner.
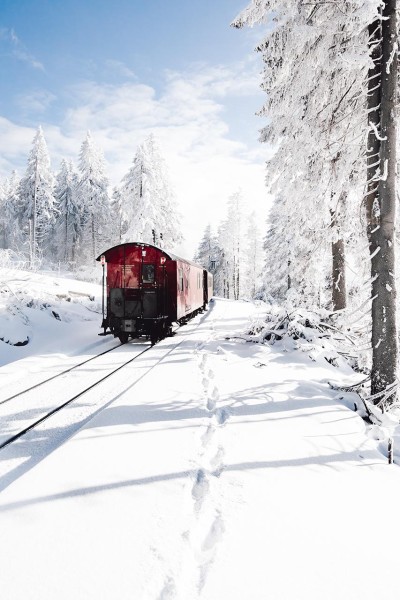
(96, 242), (213, 345)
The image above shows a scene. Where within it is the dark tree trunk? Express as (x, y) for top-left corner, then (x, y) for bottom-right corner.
(330, 201), (347, 311)
(366, 19), (382, 379)
(367, 2), (398, 402)
(332, 236), (346, 311)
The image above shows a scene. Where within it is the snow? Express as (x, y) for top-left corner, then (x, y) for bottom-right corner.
(1, 269), (400, 599)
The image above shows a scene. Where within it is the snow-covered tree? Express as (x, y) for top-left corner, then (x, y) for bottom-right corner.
(217, 191), (244, 300)
(233, 0), (398, 403)
(110, 186), (128, 246)
(194, 224), (217, 270)
(18, 127), (56, 267)
(53, 159), (81, 264)
(121, 134), (182, 249)
(0, 177), (6, 248)
(0, 171), (22, 251)
(242, 212), (263, 299)
(76, 132), (111, 262)
(232, 1), (379, 310)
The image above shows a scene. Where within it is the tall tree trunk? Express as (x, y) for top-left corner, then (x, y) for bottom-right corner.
(332, 237), (347, 311)
(91, 214), (96, 260)
(330, 206), (347, 311)
(30, 156), (39, 269)
(367, 2), (398, 402)
(236, 239), (240, 300)
(366, 18), (382, 376)
(65, 214), (68, 262)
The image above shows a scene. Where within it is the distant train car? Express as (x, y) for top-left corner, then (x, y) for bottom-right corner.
(96, 242), (213, 344)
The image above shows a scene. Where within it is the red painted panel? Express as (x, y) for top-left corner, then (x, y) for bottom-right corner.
(175, 258), (204, 320)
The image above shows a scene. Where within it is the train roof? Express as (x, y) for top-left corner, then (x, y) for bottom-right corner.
(96, 242), (204, 270)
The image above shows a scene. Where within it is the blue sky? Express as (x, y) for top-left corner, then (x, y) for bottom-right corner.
(0, 0), (271, 253)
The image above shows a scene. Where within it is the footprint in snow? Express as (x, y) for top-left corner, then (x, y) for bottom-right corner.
(157, 576), (176, 600)
(201, 512), (225, 552)
(201, 423), (215, 446)
(192, 469), (209, 512)
(206, 397), (216, 412)
(210, 445), (225, 472)
(199, 354), (207, 372)
(215, 407), (230, 426)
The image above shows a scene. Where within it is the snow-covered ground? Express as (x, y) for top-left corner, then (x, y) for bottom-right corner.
(1, 269), (400, 599)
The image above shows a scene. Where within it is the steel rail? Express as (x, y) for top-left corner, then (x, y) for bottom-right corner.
(0, 341), (128, 406)
(0, 345), (152, 451)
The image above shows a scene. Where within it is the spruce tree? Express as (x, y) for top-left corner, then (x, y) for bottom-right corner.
(18, 127), (56, 268)
(54, 159), (81, 264)
(121, 134), (182, 249)
(76, 132), (111, 262)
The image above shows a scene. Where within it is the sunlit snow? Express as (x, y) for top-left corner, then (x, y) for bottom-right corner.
(0, 269), (400, 600)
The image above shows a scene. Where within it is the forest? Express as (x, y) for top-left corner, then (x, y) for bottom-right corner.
(0, 130), (182, 270)
(226, 0), (399, 414)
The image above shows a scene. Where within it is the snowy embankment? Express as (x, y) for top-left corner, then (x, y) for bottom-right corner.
(1, 270), (400, 599)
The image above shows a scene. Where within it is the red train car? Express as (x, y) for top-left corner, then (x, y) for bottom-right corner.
(96, 242), (213, 344)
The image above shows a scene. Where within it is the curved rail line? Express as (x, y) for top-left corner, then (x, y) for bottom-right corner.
(0, 345), (152, 451)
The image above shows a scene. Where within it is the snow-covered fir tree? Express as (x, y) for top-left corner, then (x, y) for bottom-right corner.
(53, 159), (81, 264)
(217, 190), (244, 300)
(0, 171), (22, 252)
(242, 211), (263, 299)
(110, 186), (129, 246)
(0, 177), (6, 248)
(121, 134), (182, 249)
(232, 1), (380, 311)
(234, 0), (399, 403)
(194, 223), (220, 275)
(76, 132), (111, 262)
(18, 127), (56, 268)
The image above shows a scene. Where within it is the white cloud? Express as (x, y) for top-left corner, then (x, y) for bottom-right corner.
(0, 61), (272, 254)
(17, 90), (56, 114)
(104, 60), (136, 79)
(0, 28), (44, 71)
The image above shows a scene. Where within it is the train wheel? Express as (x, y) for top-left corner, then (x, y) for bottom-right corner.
(118, 332), (129, 344)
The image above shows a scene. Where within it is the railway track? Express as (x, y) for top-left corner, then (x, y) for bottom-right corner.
(0, 341), (127, 407)
(0, 311), (208, 492)
(0, 322), (190, 455)
(0, 340), (153, 451)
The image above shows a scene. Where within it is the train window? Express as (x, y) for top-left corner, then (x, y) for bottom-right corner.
(142, 264), (155, 283)
(179, 268), (184, 291)
(123, 265), (139, 288)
